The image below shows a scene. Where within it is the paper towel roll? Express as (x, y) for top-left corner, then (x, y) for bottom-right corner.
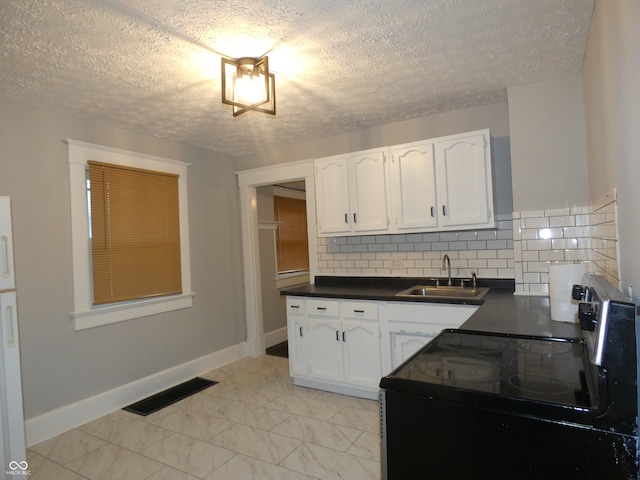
(549, 263), (587, 323)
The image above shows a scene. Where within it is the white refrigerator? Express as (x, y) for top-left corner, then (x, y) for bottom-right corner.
(0, 196), (27, 476)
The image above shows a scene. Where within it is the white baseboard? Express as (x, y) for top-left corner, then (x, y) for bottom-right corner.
(292, 377), (379, 400)
(264, 326), (288, 349)
(25, 341), (249, 446)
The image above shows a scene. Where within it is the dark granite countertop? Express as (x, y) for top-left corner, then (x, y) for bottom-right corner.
(281, 276), (582, 339)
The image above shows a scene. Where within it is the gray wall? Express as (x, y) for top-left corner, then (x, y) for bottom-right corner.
(582, 0), (640, 296)
(258, 228), (287, 337)
(0, 99), (246, 419)
(507, 74), (589, 212)
(256, 186), (287, 338)
(236, 102), (510, 170)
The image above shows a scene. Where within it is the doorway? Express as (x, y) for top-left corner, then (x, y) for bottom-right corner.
(237, 160), (318, 357)
(257, 182), (309, 354)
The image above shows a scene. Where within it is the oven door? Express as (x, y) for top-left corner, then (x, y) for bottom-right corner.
(380, 386), (639, 480)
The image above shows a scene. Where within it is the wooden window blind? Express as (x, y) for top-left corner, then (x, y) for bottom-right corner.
(273, 195), (309, 273)
(88, 161), (182, 305)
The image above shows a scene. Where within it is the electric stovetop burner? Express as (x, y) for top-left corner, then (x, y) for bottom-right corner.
(397, 329), (592, 408)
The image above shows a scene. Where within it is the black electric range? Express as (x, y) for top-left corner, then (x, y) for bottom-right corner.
(380, 275), (639, 479)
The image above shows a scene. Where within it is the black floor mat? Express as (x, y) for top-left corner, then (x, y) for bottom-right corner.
(266, 341), (288, 358)
(123, 377), (217, 416)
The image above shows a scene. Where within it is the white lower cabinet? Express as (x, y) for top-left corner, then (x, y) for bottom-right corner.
(390, 332), (435, 370)
(341, 301), (381, 388)
(381, 302), (479, 374)
(286, 297), (308, 378)
(287, 297), (381, 398)
(308, 316), (343, 383)
(286, 295), (478, 399)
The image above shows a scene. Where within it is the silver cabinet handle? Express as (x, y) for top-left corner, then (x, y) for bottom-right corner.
(354, 309), (364, 313)
(317, 306), (327, 311)
(443, 205), (448, 216)
(344, 213), (348, 223)
(1, 236), (9, 278)
(336, 330), (340, 341)
(342, 331), (346, 342)
(4, 305), (14, 348)
(430, 206), (435, 217)
(353, 213), (357, 223)
(299, 326), (303, 337)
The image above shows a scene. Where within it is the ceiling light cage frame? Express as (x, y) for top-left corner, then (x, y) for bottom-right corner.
(221, 56), (276, 117)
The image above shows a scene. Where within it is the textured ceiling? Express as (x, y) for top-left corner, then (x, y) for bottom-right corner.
(1, 0), (594, 158)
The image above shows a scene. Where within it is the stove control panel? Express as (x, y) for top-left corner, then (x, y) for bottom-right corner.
(574, 275), (635, 367)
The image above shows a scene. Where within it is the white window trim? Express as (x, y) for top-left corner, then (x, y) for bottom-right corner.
(67, 139), (194, 331)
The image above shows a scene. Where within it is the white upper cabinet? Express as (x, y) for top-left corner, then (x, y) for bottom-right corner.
(389, 141), (438, 231)
(314, 154), (351, 235)
(348, 149), (389, 233)
(389, 129), (495, 233)
(435, 129), (495, 230)
(315, 148), (389, 236)
(315, 129), (495, 237)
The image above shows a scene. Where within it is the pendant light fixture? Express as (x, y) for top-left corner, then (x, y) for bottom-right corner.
(221, 56), (276, 117)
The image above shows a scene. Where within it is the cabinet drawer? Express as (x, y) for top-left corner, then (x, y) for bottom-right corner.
(286, 297), (305, 314)
(307, 299), (340, 317)
(341, 301), (379, 320)
(385, 302), (477, 326)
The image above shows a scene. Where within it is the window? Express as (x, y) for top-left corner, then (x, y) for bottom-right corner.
(88, 161), (182, 305)
(68, 140), (192, 330)
(273, 195), (309, 274)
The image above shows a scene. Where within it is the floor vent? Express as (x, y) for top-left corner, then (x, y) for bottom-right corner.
(123, 377), (217, 416)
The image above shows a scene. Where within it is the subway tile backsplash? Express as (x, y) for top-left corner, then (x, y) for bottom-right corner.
(513, 189), (619, 295)
(316, 189), (620, 297)
(513, 206), (590, 295)
(587, 190), (619, 286)
(317, 213), (515, 279)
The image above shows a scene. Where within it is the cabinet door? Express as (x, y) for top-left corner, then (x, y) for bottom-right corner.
(435, 130), (494, 229)
(315, 155), (351, 235)
(382, 302), (478, 374)
(348, 149), (389, 233)
(342, 318), (381, 388)
(0, 292), (26, 468)
(286, 298), (308, 378)
(0, 197), (15, 292)
(390, 331), (437, 370)
(308, 317), (344, 382)
(390, 142), (438, 231)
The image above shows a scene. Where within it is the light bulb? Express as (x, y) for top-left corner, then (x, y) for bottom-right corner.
(235, 75), (266, 106)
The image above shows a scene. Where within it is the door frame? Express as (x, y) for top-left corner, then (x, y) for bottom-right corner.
(237, 159), (318, 357)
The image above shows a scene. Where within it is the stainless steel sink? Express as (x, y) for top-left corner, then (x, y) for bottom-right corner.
(396, 285), (488, 299)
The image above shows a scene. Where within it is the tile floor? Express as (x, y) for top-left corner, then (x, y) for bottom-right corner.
(27, 355), (382, 479)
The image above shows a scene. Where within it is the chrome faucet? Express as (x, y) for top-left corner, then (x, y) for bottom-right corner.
(442, 254), (452, 286)
(471, 271), (477, 290)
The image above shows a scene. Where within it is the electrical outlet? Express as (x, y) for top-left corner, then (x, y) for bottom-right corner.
(391, 258), (402, 269)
